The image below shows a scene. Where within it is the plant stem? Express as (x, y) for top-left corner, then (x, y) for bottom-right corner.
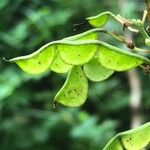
(142, 10), (147, 25)
(145, 0), (150, 26)
(112, 12), (149, 39)
(134, 47), (150, 53)
(136, 25), (149, 39)
(103, 30), (150, 54)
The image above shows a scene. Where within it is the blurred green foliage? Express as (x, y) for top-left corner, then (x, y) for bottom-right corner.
(0, 0), (149, 150)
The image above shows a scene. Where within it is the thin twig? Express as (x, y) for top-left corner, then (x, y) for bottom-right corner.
(142, 10), (148, 25)
(145, 0), (150, 26)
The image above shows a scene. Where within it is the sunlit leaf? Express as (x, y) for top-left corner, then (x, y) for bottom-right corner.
(83, 57), (114, 82)
(9, 43), (56, 74)
(50, 51), (72, 73)
(98, 42), (149, 71)
(103, 122), (150, 150)
(55, 66), (88, 107)
(87, 11), (111, 27)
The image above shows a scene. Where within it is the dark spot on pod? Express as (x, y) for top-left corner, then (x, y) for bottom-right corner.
(38, 62), (41, 65)
(68, 90), (71, 94)
(71, 96), (75, 100)
(78, 54), (81, 57)
(108, 60), (111, 63)
(76, 72), (79, 74)
(74, 89), (77, 92)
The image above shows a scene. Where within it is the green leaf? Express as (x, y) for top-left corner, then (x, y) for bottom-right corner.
(98, 42), (148, 71)
(55, 66), (88, 107)
(103, 122), (150, 150)
(83, 57), (114, 82)
(9, 44), (56, 74)
(87, 11), (111, 27)
(50, 51), (72, 73)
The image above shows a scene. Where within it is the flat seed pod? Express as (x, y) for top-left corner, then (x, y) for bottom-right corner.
(98, 43), (146, 71)
(9, 44), (55, 74)
(60, 29), (99, 65)
(121, 122), (150, 150)
(59, 42), (98, 65)
(87, 11), (111, 27)
(104, 122), (150, 150)
(83, 57), (114, 82)
(64, 28), (98, 41)
(103, 135), (123, 150)
(9, 40), (150, 74)
(70, 32), (97, 41)
(54, 66), (88, 107)
(50, 51), (72, 73)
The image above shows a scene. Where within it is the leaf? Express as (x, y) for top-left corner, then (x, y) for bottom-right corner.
(98, 42), (149, 71)
(54, 66), (88, 107)
(103, 122), (150, 150)
(50, 51), (72, 73)
(9, 43), (56, 74)
(87, 11), (111, 27)
(83, 57), (114, 82)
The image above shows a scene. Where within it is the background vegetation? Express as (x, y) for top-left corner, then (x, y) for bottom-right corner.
(0, 0), (149, 150)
